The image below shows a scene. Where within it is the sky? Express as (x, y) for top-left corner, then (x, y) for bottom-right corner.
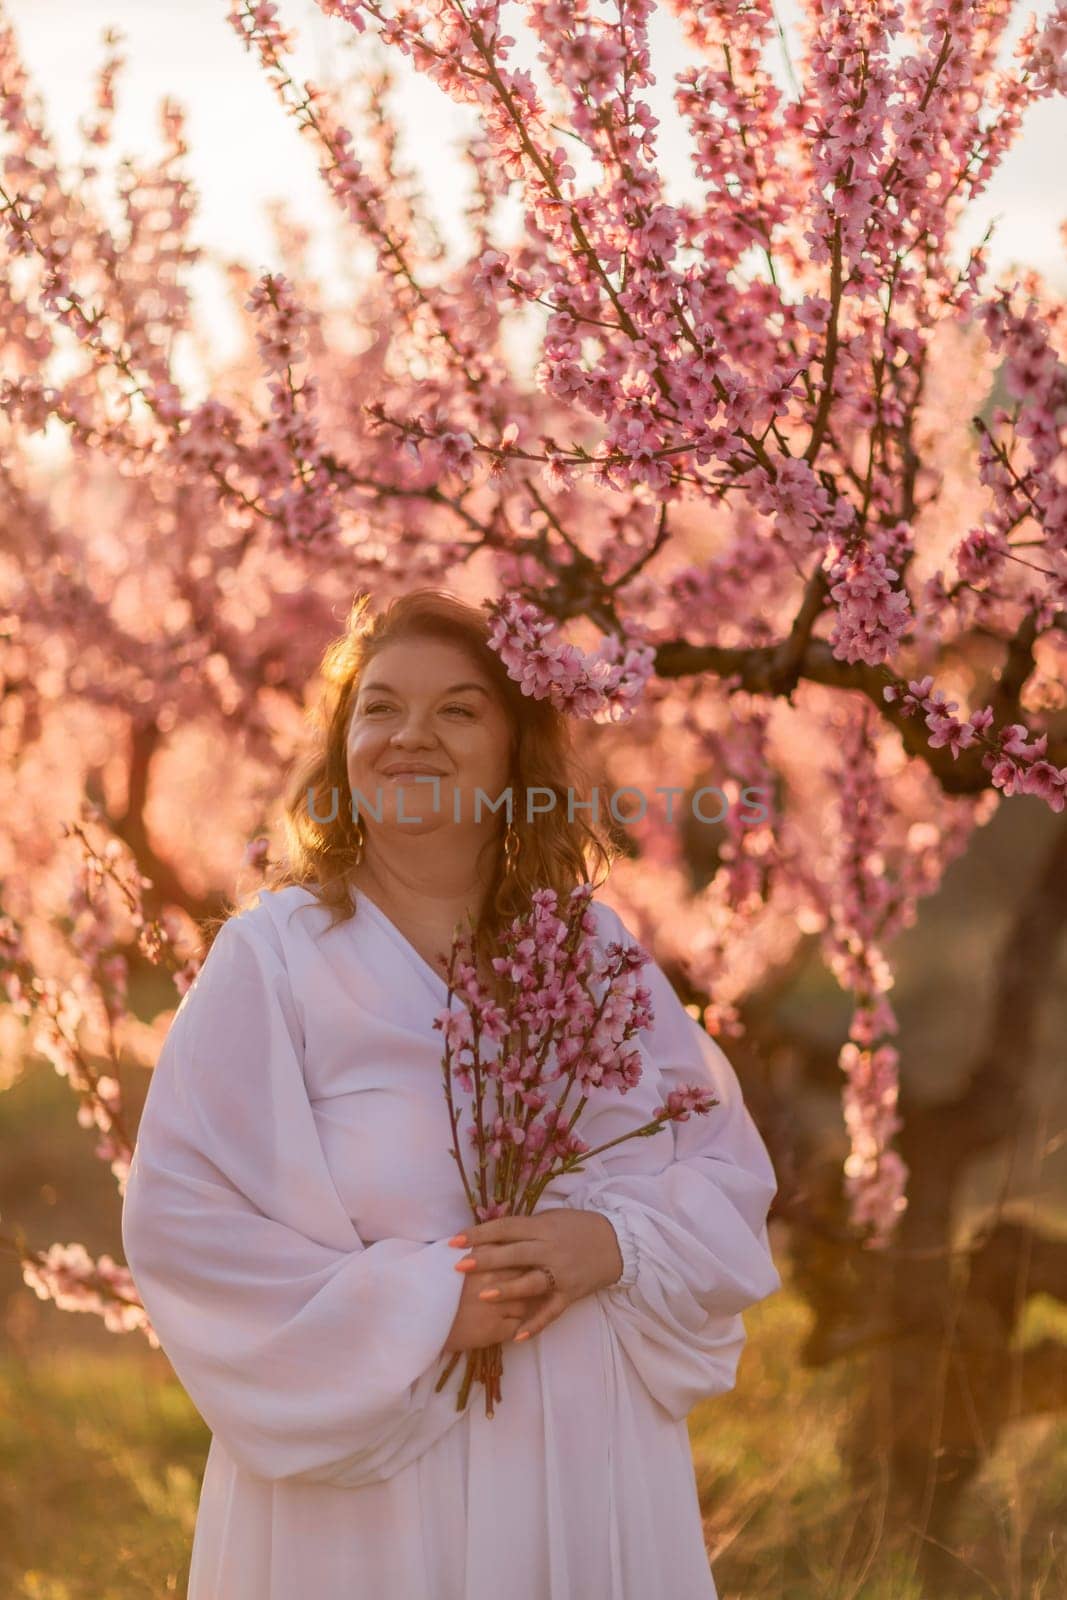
(5, 0), (1066, 361)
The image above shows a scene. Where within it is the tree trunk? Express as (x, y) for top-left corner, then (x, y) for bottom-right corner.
(779, 814), (1067, 1590)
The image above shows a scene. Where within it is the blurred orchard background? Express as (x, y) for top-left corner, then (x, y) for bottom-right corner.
(1, 0), (1067, 1595)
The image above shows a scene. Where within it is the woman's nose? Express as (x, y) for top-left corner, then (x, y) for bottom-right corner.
(390, 716), (438, 744)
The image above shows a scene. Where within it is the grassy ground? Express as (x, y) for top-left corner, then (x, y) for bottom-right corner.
(0, 1341), (200, 1598)
(1, 1283), (1064, 1600)
(690, 1288), (1067, 1600)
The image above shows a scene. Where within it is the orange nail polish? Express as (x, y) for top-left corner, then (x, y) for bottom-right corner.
(448, 1234), (468, 1247)
(478, 1288), (500, 1301)
(513, 1330), (531, 1342)
(455, 1257), (476, 1272)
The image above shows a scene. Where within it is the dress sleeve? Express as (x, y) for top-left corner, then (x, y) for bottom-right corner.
(551, 905), (783, 1423)
(120, 913), (466, 1488)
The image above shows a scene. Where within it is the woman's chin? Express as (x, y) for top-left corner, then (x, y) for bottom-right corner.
(377, 817), (452, 838)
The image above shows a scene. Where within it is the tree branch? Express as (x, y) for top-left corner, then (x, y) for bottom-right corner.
(92, 721), (227, 929)
(653, 629), (1065, 795)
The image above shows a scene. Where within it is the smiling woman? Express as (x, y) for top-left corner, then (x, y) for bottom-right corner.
(120, 588), (783, 1600)
(255, 587), (619, 1000)
(348, 650), (510, 833)
(341, 632), (518, 978)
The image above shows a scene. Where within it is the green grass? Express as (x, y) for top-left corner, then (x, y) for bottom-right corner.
(688, 1291), (1067, 1599)
(0, 1345), (205, 1599)
(1, 1290), (1064, 1599)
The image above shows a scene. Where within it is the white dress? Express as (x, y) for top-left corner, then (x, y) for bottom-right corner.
(121, 883), (781, 1600)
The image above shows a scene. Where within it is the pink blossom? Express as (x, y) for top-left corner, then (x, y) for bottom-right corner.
(1016, 760), (1067, 811)
(23, 1242), (154, 1337)
(486, 593), (655, 723)
(826, 537), (914, 666)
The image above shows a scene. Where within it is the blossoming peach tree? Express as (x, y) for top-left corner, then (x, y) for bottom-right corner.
(0, 0), (1065, 1536)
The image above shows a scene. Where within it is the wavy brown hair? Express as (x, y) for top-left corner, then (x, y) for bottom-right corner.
(212, 589), (619, 997)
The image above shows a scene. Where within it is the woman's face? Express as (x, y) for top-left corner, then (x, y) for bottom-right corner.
(345, 636), (514, 842)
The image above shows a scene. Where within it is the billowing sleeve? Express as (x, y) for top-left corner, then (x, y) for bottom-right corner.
(120, 912), (466, 1488)
(546, 903), (782, 1423)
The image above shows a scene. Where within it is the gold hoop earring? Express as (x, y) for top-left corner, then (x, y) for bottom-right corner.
(352, 815), (365, 867)
(503, 818), (520, 877)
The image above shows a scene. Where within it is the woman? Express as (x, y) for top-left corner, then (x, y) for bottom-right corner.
(121, 589), (782, 1600)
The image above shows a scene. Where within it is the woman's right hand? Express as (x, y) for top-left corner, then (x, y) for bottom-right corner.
(442, 1265), (544, 1354)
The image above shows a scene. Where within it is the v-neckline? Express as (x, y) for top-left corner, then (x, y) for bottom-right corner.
(353, 888), (453, 999)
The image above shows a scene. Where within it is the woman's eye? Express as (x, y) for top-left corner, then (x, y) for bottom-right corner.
(363, 702), (473, 716)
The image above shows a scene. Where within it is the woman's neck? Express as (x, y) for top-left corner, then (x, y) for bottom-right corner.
(350, 853), (490, 933)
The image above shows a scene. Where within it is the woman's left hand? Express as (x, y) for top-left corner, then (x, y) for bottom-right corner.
(448, 1208), (624, 1343)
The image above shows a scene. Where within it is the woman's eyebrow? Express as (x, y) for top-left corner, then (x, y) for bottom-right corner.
(359, 680), (490, 696)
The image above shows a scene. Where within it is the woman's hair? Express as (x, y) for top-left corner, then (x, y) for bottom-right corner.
(207, 589), (618, 995)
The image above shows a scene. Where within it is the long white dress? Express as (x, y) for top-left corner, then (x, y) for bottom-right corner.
(121, 883), (782, 1600)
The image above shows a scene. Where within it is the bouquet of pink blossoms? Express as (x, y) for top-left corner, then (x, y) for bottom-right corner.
(432, 883), (719, 1416)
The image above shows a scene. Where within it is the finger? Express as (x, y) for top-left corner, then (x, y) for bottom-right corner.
(448, 1216), (530, 1249)
(511, 1292), (567, 1343)
(489, 1305), (527, 1331)
(478, 1268), (557, 1302)
(453, 1243), (534, 1276)
(474, 1266), (535, 1302)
